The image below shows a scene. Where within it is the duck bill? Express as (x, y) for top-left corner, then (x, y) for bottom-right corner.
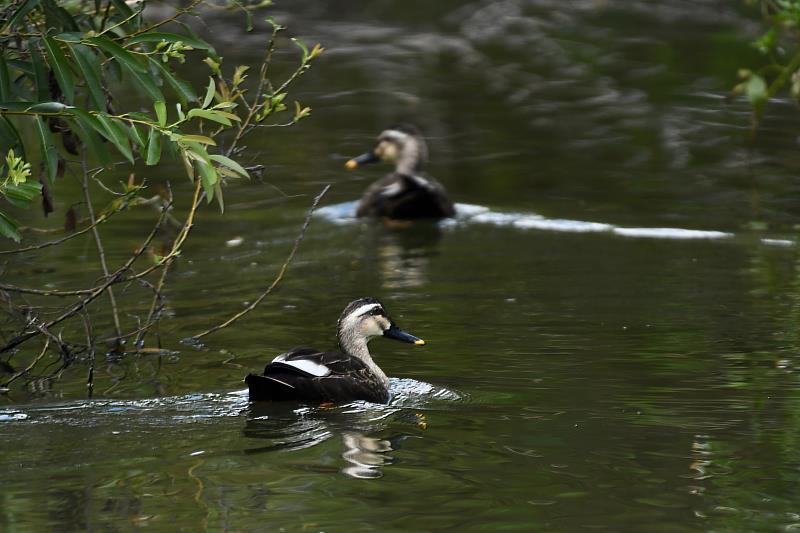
(345, 151), (379, 170)
(383, 324), (425, 345)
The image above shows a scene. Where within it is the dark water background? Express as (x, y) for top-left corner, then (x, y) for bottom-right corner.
(5, 1), (800, 530)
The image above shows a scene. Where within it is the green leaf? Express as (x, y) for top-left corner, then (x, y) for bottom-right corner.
(195, 159), (218, 203)
(187, 108), (231, 126)
(127, 32), (215, 54)
(43, 36), (75, 103)
(87, 37), (163, 101)
(154, 101), (167, 126)
(109, 0), (135, 18)
(209, 154), (249, 178)
(0, 116), (25, 159)
(68, 43), (105, 110)
(0, 211), (22, 242)
(0, 56), (10, 102)
(41, 0), (79, 32)
(7, 59), (33, 76)
(145, 129), (161, 165)
(30, 46), (50, 102)
(4, 182), (43, 206)
(202, 77), (216, 108)
(34, 116), (58, 184)
(87, 36), (147, 73)
(26, 101), (72, 113)
(148, 58), (196, 105)
(180, 134), (216, 146)
(2, 0), (41, 33)
(69, 117), (112, 167)
(96, 115), (134, 163)
(128, 123), (146, 148)
(214, 181), (224, 212)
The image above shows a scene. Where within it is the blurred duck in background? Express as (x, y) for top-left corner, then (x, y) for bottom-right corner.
(345, 125), (456, 220)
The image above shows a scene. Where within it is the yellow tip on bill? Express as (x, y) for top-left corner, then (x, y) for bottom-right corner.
(345, 159), (358, 170)
(415, 339), (426, 346)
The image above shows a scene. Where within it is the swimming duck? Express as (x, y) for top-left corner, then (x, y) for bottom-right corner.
(345, 125), (456, 219)
(245, 298), (425, 404)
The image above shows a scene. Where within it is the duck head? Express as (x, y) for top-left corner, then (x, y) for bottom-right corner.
(336, 297), (425, 355)
(345, 125), (428, 176)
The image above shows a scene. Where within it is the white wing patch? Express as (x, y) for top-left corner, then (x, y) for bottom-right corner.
(380, 182), (405, 197)
(272, 353), (331, 377)
(411, 175), (433, 190)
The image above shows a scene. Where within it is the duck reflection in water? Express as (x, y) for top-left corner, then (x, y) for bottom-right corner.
(242, 406), (406, 479)
(341, 432), (394, 479)
(364, 223), (443, 290)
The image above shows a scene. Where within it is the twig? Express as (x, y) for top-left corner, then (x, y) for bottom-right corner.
(191, 184), (330, 340)
(0, 198), (169, 354)
(80, 156), (122, 340)
(0, 284), (100, 297)
(226, 22), (282, 158)
(2, 338), (50, 388)
(0, 192), (132, 256)
(125, 0), (204, 39)
(80, 309), (95, 398)
(133, 184), (176, 348)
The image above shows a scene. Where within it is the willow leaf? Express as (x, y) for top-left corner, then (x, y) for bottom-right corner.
(149, 58), (196, 105)
(196, 159), (218, 203)
(35, 116), (58, 183)
(70, 118), (112, 167)
(0, 211), (22, 242)
(68, 43), (105, 110)
(0, 116), (25, 159)
(145, 129), (161, 165)
(187, 108), (231, 126)
(202, 77), (215, 108)
(96, 115), (134, 163)
(30, 46), (50, 102)
(209, 154), (248, 178)
(43, 36), (75, 103)
(2, 0), (41, 33)
(87, 36), (147, 73)
(180, 134), (216, 146)
(0, 56), (10, 102)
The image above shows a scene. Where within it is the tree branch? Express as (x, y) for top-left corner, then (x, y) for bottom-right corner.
(190, 184), (330, 341)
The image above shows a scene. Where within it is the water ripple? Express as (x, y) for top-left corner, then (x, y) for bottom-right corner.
(316, 201), (795, 246)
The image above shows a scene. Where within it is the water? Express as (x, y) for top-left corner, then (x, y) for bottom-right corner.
(4, 0), (800, 530)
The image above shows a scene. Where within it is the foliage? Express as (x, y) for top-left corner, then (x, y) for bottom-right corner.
(0, 0), (325, 394)
(0, 0), (321, 240)
(735, 0), (800, 129)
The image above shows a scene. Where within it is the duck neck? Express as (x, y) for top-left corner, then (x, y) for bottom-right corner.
(396, 140), (426, 176)
(338, 333), (389, 388)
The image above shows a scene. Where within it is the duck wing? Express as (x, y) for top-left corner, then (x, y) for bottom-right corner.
(245, 347), (389, 404)
(357, 173), (454, 219)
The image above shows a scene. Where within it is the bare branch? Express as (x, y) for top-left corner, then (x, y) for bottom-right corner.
(80, 155), (122, 339)
(0, 192), (133, 256)
(0, 198), (171, 354)
(191, 184), (330, 340)
(2, 338), (50, 388)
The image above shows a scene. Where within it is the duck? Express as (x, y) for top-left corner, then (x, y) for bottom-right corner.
(345, 124), (456, 219)
(245, 297), (425, 404)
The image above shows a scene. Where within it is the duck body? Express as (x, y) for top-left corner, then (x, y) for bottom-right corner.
(346, 125), (455, 220)
(245, 347), (390, 404)
(245, 298), (425, 404)
(356, 172), (455, 219)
